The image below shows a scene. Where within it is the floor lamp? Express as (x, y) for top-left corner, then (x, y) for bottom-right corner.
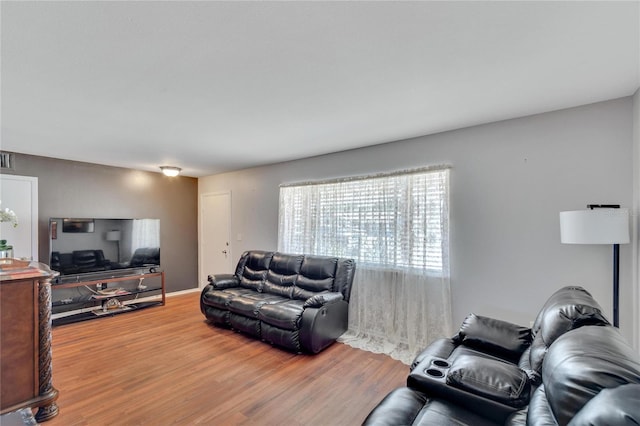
(106, 230), (121, 263)
(559, 205), (630, 327)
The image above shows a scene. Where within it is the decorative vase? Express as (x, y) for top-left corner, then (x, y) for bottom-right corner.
(0, 239), (14, 259)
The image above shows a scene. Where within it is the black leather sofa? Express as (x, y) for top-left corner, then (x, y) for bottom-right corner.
(200, 250), (356, 354)
(128, 247), (160, 267)
(50, 249), (111, 275)
(363, 286), (640, 425)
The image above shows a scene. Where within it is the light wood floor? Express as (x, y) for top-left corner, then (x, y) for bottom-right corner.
(45, 291), (407, 425)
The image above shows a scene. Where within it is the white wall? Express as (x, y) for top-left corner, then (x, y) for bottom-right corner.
(199, 98), (635, 342)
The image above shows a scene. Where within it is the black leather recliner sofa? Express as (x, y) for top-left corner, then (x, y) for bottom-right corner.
(129, 247), (160, 267)
(200, 250), (356, 354)
(50, 249), (111, 275)
(363, 286), (640, 425)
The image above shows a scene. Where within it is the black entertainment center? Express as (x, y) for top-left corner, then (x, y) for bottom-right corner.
(48, 217), (165, 325)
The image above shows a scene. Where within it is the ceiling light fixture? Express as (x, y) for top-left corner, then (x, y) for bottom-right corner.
(160, 166), (182, 177)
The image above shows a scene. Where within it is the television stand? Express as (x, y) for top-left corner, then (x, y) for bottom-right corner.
(51, 271), (165, 326)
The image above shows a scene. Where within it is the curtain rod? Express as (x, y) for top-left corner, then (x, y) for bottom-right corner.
(279, 164), (451, 188)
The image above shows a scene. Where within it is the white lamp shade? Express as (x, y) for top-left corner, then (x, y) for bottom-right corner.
(560, 208), (630, 244)
(106, 230), (121, 241)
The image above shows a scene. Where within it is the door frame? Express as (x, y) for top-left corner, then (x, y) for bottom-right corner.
(0, 175), (38, 261)
(198, 190), (232, 289)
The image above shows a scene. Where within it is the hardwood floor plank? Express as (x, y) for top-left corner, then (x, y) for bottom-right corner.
(45, 292), (407, 425)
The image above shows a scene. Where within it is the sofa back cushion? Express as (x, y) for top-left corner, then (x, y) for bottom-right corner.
(263, 253), (303, 298)
(292, 255), (337, 301)
(536, 325), (640, 425)
(568, 383), (640, 426)
(236, 250), (273, 291)
(130, 247), (160, 266)
(233, 251), (356, 301)
(527, 286), (609, 374)
(73, 250), (101, 268)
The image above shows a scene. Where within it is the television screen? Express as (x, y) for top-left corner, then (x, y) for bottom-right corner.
(62, 218), (95, 233)
(49, 217), (160, 279)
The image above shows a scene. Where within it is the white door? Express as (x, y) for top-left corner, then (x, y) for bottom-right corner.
(0, 175), (38, 260)
(199, 191), (232, 288)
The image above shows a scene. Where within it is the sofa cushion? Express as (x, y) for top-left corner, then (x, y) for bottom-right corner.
(257, 299), (305, 330)
(540, 325), (640, 425)
(130, 247), (160, 266)
(242, 250), (273, 271)
(525, 386), (556, 426)
(264, 270), (296, 298)
(363, 387), (428, 426)
(59, 252), (74, 268)
(300, 255), (338, 280)
(362, 387), (496, 426)
(227, 293), (285, 317)
(455, 314), (531, 363)
(73, 249), (107, 268)
(202, 288), (253, 309)
(291, 255), (337, 300)
(528, 286), (609, 374)
(269, 252), (304, 275)
(240, 266), (268, 291)
(201, 289), (234, 309)
(446, 355), (530, 408)
(237, 251), (273, 291)
(568, 384), (640, 426)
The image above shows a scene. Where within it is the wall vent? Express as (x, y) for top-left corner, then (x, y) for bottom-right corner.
(0, 152), (15, 170)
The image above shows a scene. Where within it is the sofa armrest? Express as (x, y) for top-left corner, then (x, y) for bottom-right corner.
(303, 292), (343, 308)
(454, 314), (532, 362)
(446, 355), (530, 408)
(208, 273), (239, 289)
(411, 338), (457, 371)
(300, 299), (349, 353)
(408, 353), (527, 423)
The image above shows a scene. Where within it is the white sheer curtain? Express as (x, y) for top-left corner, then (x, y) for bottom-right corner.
(131, 219), (160, 252)
(278, 167), (452, 365)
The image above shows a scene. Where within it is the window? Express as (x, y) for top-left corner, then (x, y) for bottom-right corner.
(279, 166), (451, 363)
(131, 219), (160, 251)
(278, 167), (449, 274)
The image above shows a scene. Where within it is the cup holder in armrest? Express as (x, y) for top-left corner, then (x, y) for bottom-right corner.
(426, 368), (445, 377)
(432, 359), (450, 368)
(408, 354), (524, 424)
(423, 358), (449, 379)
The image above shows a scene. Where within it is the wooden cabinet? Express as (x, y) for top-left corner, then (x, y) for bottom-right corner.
(0, 260), (59, 422)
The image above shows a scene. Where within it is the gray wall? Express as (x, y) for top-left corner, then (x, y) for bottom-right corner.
(199, 97), (636, 343)
(633, 88), (640, 351)
(3, 154), (198, 293)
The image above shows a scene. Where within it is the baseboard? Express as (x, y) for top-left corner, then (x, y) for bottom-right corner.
(166, 287), (201, 297)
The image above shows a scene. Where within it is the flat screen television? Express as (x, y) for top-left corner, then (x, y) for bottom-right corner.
(49, 217), (160, 281)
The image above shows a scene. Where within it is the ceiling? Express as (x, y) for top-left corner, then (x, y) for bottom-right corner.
(1, 1), (639, 178)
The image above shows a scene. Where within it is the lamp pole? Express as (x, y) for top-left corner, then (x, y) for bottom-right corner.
(613, 243), (620, 327)
(588, 204), (622, 328)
